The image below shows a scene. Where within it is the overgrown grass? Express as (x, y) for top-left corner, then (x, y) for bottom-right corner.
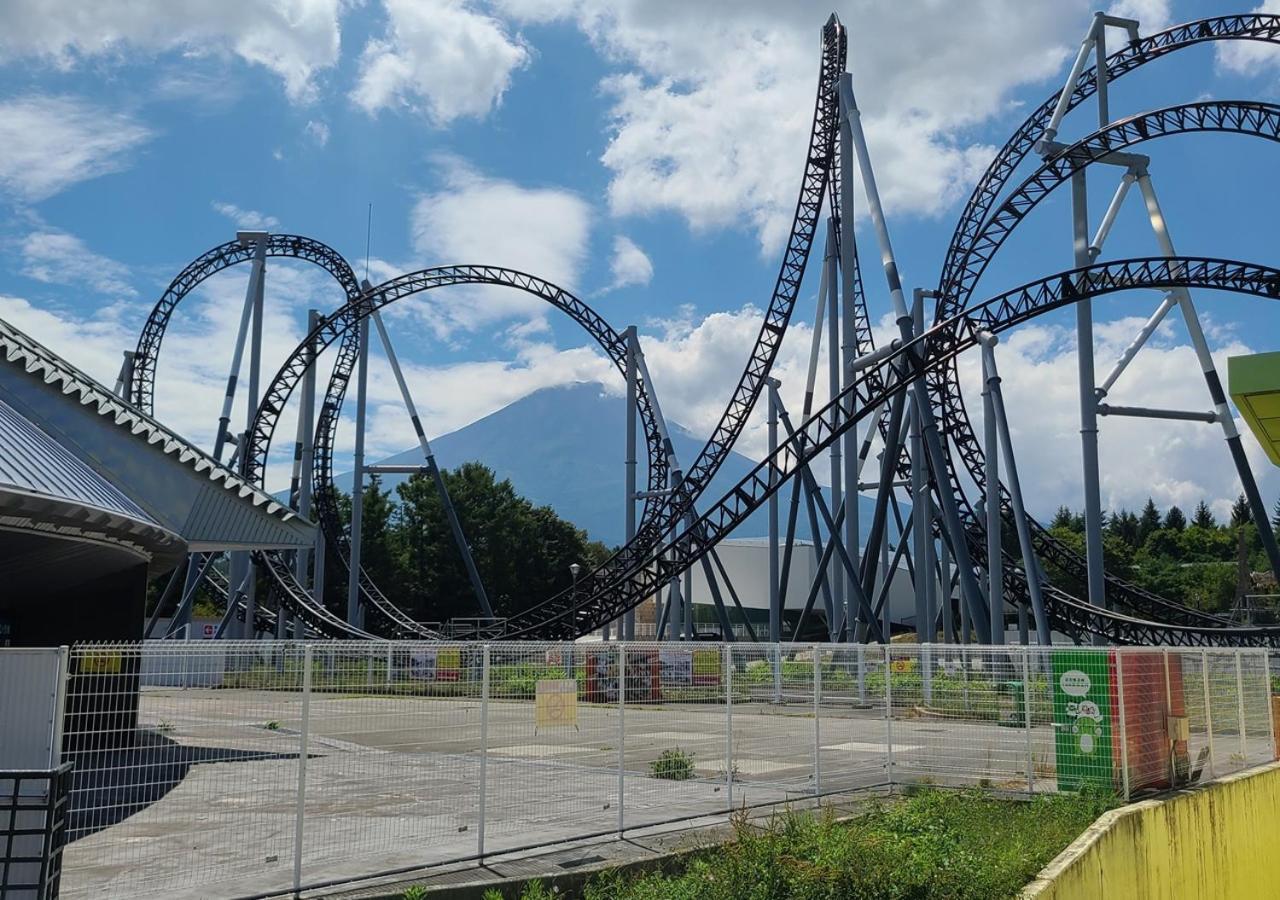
(484, 789), (1114, 900)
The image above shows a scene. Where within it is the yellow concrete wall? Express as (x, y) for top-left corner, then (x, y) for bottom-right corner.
(1024, 762), (1280, 900)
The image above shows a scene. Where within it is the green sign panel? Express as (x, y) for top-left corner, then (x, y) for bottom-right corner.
(1052, 650), (1115, 792)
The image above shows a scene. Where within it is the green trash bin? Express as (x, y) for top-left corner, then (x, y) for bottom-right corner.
(998, 680), (1025, 727)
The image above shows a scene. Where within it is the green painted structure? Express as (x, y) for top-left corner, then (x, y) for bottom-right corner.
(1228, 351), (1280, 466)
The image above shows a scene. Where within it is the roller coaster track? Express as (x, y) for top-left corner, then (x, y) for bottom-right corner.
(149, 13), (1280, 647)
(500, 257), (1280, 643)
(304, 268), (670, 635)
(927, 16), (1280, 632)
(130, 234), (402, 637)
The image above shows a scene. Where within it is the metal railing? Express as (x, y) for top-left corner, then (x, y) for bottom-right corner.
(56, 641), (1275, 899)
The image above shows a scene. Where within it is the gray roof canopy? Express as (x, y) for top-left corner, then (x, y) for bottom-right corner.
(0, 318), (314, 556)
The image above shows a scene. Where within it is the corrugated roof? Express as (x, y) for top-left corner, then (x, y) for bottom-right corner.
(0, 318), (304, 527)
(0, 397), (158, 525)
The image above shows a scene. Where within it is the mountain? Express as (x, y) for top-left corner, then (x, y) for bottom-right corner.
(333, 381), (889, 547)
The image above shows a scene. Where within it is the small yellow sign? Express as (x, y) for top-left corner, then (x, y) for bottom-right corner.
(80, 652), (122, 674)
(534, 678), (579, 733)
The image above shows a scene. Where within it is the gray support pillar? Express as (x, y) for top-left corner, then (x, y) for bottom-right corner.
(1072, 171), (1107, 623)
(983, 334), (1051, 646)
(370, 306), (493, 619)
(911, 384), (928, 639)
(1135, 172), (1280, 580)
(293, 309), (321, 639)
(937, 497), (954, 643)
(982, 342), (1004, 646)
(768, 383), (781, 643)
(837, 86), (861, 644)
(624, 326), (638, 640)
(241, 255), (266, 639)
(347, 315), (370, 629)
(840, 70), (988, 640)
(825, 220), (844, 641)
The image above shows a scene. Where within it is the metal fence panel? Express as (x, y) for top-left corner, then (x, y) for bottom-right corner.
(52, 640), (1278, 900)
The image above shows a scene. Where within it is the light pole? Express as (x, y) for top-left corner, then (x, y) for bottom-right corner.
(568, 562), (582, 677)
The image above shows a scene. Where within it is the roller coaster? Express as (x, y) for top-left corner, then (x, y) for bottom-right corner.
(133, 11), (1280, 648)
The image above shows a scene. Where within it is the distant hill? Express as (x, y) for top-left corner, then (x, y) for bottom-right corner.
(333, 381), (889, 547)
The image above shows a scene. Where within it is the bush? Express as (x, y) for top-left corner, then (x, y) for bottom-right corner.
(650, 748), (696, 781)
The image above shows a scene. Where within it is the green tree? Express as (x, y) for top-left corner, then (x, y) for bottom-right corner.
(1230, 493), (1251, 528)
(1272, 497), (1280, 532)
(1137, 498), (1161, 545)
(1049, 506), (1076, 531)
(1107, 509), (1140, 548)
(1164, 505), (1187, 532)
(1192, 500), (1216, 530)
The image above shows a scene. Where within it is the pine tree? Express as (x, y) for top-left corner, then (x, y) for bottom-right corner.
(1138, 498), (1161, 544)
(1272, 497), (1280, 532)
(1164, 505), (1187, 531)
(1050, 505), (1075, 530)
(1192, 500), (1216, 530)
(1230, 493), (1251, 528)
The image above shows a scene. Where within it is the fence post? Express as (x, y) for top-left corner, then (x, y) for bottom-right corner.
(1115, 648), (1130, 800)
(1202, 649), (1217, 779)
(813, 644), (822, 799)
(1163, 648), (1175, 786)
(479, 644), (490, 859)
(773, 642), (782, 704)
(1022, 647), (1034, 794)
(292, 645), (312, 895)
(386, 643), (393, 686)
(884, 644), (894, 788)
(617, 642), (626, 834)
(1235, 651), (1248, 764)
(1266, 651), (1276, 763)
(724, 644), (733, 811)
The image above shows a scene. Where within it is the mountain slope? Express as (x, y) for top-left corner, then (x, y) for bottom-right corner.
(334, 381), (886, 547)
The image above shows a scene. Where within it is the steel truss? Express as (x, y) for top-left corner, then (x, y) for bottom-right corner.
(130, 12), (1280, 648)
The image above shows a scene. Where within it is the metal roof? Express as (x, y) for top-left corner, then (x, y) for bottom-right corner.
(0, 397), (157, 525)
(0, 317), (304, 527)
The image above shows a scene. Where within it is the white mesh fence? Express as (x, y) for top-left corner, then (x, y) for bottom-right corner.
(55, 641), (1275, 899)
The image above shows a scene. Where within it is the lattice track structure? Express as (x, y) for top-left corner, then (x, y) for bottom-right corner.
(135, 12), (1280, 647)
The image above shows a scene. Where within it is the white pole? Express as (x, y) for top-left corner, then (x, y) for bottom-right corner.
(1202, 650), (1217, 779)
(1116, 649), (1130, 800)
(724, 643), (734, 810)
(1236, 652), (1248, 763)
(617, 642), (626, 833)
(479, 644), (490, 858)
(885, 643), (894, 788)
(1023, 648), (1034, 794)
(292, 645), (312, 893)
(813, 644), (822, 799)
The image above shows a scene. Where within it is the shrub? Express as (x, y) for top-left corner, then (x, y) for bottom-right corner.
(650, 747), (696, 781)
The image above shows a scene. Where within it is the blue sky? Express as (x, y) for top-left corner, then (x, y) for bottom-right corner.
(1, 0), (1278, 523)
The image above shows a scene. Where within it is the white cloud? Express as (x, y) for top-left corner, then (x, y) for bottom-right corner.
(494, 0), (1085, 254)
(0, 0), (346, 102)
(607, 235), (653, 290)
(304, 119), (331, 147)
(1107, 0), (1172, 31)
(0, 95), (151, 201)
(21, 229), (136, 298)
(352, 0), (529, 125)
(212, 202), (281, 231)
(406, 159), (591, 335)
(1217, 1), (1280, 77)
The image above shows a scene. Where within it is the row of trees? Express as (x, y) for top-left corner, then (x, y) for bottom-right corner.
(319, 462), (611, 623)
(1045, 494), (1278, 615)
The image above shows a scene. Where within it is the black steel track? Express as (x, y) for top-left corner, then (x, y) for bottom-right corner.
(499, 257), (1280, 643)
(303, 269), (670, 636)
(926, 17), (1280, 631)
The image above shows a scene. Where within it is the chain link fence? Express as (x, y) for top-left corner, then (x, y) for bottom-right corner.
(55, 641), (1275, 899)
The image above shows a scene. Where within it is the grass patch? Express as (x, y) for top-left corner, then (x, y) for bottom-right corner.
(486, 789), (1113, 900)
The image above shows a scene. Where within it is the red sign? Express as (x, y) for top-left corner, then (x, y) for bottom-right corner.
(202, 624), (215, 639)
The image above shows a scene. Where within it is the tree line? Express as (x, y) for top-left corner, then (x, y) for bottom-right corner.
(317, 462), (611, 623)
(1045, 494), (1280, 617)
